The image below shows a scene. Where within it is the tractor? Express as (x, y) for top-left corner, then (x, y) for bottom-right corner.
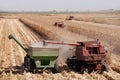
(8, 34), (59, 72)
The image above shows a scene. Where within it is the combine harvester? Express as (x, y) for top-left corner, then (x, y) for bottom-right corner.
(54, 21), (65, 28)
(45, 40), (108, 73)
(8, 34), (108, 73)
(66, 16), (74, 20)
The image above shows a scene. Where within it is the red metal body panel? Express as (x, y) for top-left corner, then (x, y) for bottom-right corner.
(75, 41), (106, 61)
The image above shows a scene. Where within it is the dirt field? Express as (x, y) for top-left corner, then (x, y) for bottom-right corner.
(0, 13), (120, 80)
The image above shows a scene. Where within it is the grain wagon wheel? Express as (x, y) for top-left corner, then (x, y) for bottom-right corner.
(28, 59), (36, 73)
(23, 55), (36, 73)
(24, 55), (30, 69)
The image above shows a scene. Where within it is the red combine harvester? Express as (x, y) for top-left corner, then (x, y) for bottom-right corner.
(66, 16), (74, 20)
(54, 21), (65, 28)
(45, 40), (108, 73)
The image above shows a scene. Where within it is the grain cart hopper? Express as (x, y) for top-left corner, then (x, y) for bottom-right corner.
(8, 34), (59, 72)
(44, 40), (108, 73)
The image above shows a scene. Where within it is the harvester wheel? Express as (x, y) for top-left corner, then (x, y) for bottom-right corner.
(101, 60), (109, 72)
(80, 66), (87, 74)
(75, 62), (80, 71)
(101, 64), (109, 73)
(80, 67), (84, 73)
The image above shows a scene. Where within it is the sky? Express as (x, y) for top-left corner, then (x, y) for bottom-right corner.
(0, 0), (120, 12)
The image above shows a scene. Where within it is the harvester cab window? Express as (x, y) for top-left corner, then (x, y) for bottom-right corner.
(93, 47), (99, 54)
(87, 47), (99, 54)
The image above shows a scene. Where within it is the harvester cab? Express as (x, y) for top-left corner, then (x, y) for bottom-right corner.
(8, 34), (59, 72)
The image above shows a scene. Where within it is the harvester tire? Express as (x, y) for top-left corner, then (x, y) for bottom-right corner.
(101, 64), (109, 73)
(101, 60), (109, 72)
(80, 66), (87, 74)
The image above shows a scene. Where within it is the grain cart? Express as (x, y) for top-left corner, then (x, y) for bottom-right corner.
(44, 40), (108, 73)
(8, 34), (59, 72)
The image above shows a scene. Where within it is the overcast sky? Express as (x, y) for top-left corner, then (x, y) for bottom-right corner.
(0, 0), (120, 11)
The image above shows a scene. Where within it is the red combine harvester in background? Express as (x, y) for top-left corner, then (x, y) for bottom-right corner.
(66, 16), (74, 20)
(54, 21), (65, 28)
(45, 40), (108, 73)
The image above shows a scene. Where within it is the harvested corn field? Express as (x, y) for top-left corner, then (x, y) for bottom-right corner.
(0, 13), (120, 80)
